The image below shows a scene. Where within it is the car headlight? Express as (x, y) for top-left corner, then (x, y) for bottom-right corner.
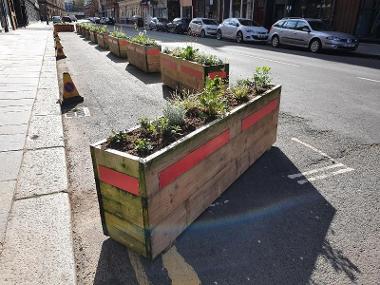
(326, 36), (341, 41)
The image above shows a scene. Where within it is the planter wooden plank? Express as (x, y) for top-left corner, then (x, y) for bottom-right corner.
(160, 53), (229, 92)
(127, 42), (161, 73)
(91, 85), (281, 259)
(100, 182), (145, 228)
(108, 36), (121, 57)
(97, 33), (109, 50)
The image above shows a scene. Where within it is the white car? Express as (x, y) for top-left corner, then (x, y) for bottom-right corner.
(188, 18), (219, 37)
(217, 18), (269, 43)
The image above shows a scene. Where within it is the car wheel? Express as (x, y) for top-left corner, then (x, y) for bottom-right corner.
(200, 29), (206, 38)
(236, 31), (243, 43)
(271, 35), (280, 48)
(310, 39), (321, 53)
(188, 28), (192, 36)
(216, 30), (222, 40)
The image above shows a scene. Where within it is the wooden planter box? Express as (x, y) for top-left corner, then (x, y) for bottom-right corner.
(160, 53), (229, 92)
(54, 24), (74, 32)
(97, 33), (109, 49)
(84, 29), (91, 40)
(90, 85), (281, 259)
(108, 36), (129, 58)
(90, 31), (98, 44)
(76, 24), (81, 34)
(126, 42), (161, 72)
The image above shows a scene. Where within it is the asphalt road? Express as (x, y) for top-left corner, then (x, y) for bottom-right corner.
(60, 28), (380, 285)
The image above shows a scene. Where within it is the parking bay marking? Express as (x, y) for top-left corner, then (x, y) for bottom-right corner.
(288, 138), (355, 184)
(356, 77), (380, 83)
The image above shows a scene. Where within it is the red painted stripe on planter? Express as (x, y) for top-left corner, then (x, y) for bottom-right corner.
(208, 70), (227, 80)
(162, 59), (177, 70)
(98, 166), (139, 196)
(146, 49), (160, 56)
(180, 65), (203, 79)
(159, 129), (230, 189)
(119, 40), (129, 46)
(241, 99), (279, 131)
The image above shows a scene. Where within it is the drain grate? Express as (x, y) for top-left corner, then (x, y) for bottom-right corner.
(64, 106), (90, 118)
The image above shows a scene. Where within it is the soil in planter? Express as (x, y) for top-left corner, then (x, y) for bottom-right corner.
(104, 77), (272, 158)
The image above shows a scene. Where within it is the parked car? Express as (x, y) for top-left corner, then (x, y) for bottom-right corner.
(62, 16), (72, 23)
(100, 17), (115, 25)
(188, 18), (219, 37)
(167, 18), (191, 34)
(217, 18), (268, 43)
(269, 18), (359, 53)
(148, 17), (169, 31)
(69, 15), (77, 22)
(131, 15), (144, 27)
(51, 16), (62, 24)
(89, 17), (100, 24)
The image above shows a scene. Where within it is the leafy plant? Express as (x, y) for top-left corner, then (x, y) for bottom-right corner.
(130, 31), (158, 46)
(134, 138), (153, 156)
(139, 117), (157, 136)
(106, 130), (129, 148)
(97, 26), (108, 33)
(254, 66), (272, 91)
(167, 46), (223, 66)
(231, 84), (250, 102)
(110, 30), (128, 39)
(199, 77), (227, 118)
(163, 103), (186, 127)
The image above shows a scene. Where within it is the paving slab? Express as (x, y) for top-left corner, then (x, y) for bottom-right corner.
(32, 88), (60, 116)
(0, 134), (25, 151)
(25, 115), (64, 149)
(0, 193), (76, 285)
(0, 110), (32, 125)
(0, 123), (28, 135)
(0, 99), (34, 107)
(15, 147), (68, 199)
(0, 90), (36, 99)
(0, 151), (23, 181)
(0, 180), (16, 244)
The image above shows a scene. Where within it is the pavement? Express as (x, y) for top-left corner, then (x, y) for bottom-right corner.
(0, 23), (76, 284)
(61, 28), (379, 284)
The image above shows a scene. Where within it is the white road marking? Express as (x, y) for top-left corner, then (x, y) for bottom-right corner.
(288, 163), (345, 179)
(356, 77), (380, 83)
(290, 138), (355, 185)
(162, 246), (201, 285)
(297, 167), (355, 185)
(235, 52), (301, 67)
(291, 137), (336, 162)
(128, 251), (151, 285)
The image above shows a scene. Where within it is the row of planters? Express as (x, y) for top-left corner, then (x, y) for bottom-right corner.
(76, 23), (229, 88)
(77, 23), (282, 259)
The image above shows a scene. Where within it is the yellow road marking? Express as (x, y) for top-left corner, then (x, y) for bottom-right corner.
(162, 246), (201, 285)
(128, 251), (151, 285)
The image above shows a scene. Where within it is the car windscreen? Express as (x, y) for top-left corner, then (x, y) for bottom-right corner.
(238, 19), (257, 26)
(308, 20), (331, 31)
(203, 19), (218, 25)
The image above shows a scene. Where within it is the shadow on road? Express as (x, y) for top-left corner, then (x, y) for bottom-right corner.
(106, 52), (128, 63)
(125, 64), (161, 84)
(92, 147), (360, 284)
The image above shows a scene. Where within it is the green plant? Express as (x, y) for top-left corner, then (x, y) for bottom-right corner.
(139, 117), (157, 136)
(199, 77), (227, 118)
(110, 29), (128, 39)
(97, 26), (108, 33)
(130, 31), (158, 46)
(254, 66), (272, 91)
(106, 130), (128, 147)
(231, 84), (250, 102)
(134, 138), (153, 156)
(167, 46), (223, 66)
(163, 103), (186, 127)
(194, 54), (223, 66)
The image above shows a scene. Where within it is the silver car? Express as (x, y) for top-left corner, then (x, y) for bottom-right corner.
(217, 18), (269, 43)
(188, 18), (219, 37)
(269, 18), (359, 53)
